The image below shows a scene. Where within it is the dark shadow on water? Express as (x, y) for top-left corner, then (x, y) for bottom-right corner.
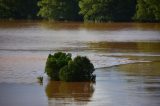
(45, 81), (95, 106)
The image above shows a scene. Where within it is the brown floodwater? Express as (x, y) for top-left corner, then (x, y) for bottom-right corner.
(0, 21), (160, 106)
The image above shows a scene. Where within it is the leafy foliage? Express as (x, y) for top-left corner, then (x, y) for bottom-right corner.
(45, 52), (95, 82)
(134, 0), (160, 22)
(38, 0), (82, 21)
(0, 0), (159, 22)
(45, 52), (72, 80)
(79, 0), (136, 22)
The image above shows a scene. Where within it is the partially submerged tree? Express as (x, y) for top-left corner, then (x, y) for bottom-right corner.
(59, 56), (95, 81)
(45, 52), (72, 80)
(45, 52), (95, 82)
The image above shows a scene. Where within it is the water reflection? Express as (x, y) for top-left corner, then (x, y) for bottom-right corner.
(39, 21), (82, 30)
(88, 42), (160, 53)
(116, 62), (160, 105)
(45, 81), (95, 106)
(93, 61), (160, 106)
(118, 62), (160, 76)
(82, 22), (160, 31)
(4, 20), (157, 31)
(39, 21), (160, 31)
(0, 21), (160, 106)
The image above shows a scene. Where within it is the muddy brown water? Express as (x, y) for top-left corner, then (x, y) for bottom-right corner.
(0, 21), (160, 106)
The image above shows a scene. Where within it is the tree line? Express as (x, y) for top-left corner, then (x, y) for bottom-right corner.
(0, 0), (39, 19)
(0, 0), (160, 22)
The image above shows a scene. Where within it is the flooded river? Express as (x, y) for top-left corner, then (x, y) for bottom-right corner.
(0, 21), (160, 106)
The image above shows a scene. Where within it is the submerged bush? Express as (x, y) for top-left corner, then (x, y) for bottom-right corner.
(45, 52), (72, 80)
(45, 52), (95, 82)
(59, 56), (95, 82)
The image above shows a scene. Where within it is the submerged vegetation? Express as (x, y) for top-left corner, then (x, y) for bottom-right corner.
(37, 76), (43, 84)
(45, 52), (95, 82)
(0, 0), (160, 22)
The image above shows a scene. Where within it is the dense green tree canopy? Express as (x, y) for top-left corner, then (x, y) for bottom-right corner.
(134, 0), (160, 22)
(0, 0), (39, 19)
(38, 0), (82, 21)
(79, 0), (136, 22)
(59, 56), (95, 81)
(45, 52), (72, 80)
(0, 0), (159, 22)
(45, 52), (95, 82)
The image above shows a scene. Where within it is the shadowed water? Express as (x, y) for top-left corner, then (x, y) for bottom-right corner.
(0, 21), (160, 106)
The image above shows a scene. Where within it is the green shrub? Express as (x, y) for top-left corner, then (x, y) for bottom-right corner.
(45, 52), (72, 80)
(45, 52), (95, 82)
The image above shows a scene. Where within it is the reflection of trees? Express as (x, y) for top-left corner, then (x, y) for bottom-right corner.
(88, 42), (138, 52)
(118, 62), (160, 76)
(118, 62), (160, 95)
(137, 42), (160, 53)
(88, 42), (160, 53)
(45, 81), (95, 106)
(40, 21), (81, 30)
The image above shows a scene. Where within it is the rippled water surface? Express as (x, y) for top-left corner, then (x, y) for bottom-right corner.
(0, 21), (160, 106)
